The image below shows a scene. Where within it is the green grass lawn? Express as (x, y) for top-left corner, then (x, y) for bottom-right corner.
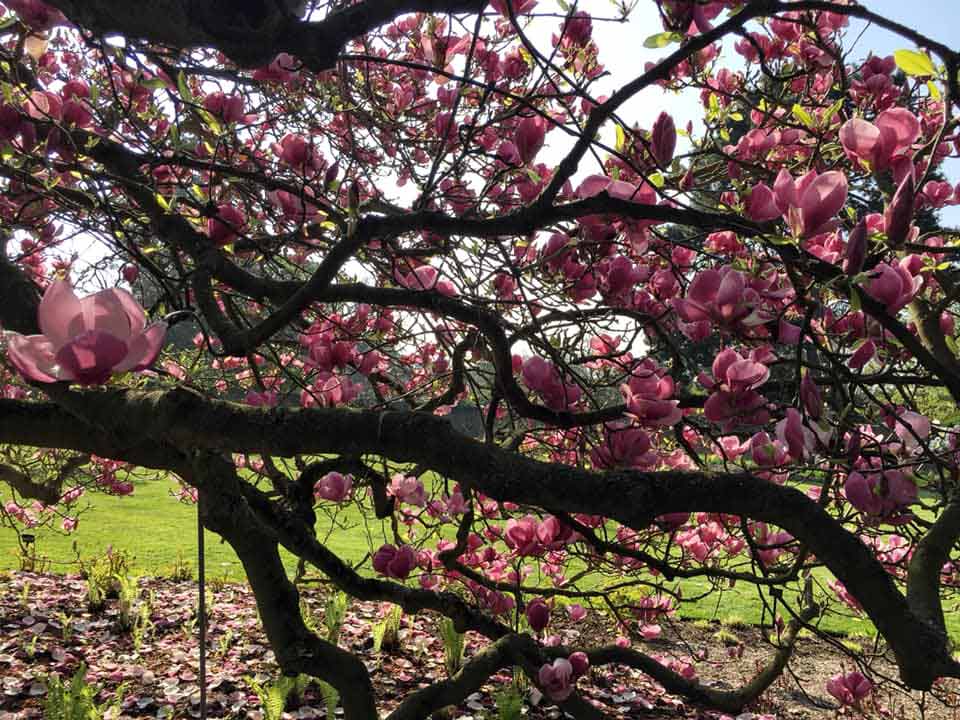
(0, 477), (941, 640)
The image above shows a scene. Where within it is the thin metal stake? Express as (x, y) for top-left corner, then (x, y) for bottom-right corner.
(198, 495), (207, 720)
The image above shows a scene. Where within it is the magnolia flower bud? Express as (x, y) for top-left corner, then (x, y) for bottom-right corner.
(650, 111), (676, 167)
(843, 218), (867, 276)
(884, 172), (915, 247)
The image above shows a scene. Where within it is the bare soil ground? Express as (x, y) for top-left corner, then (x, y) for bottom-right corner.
(0, 572), (957, 719)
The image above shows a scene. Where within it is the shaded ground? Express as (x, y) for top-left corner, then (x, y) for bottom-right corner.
(0, 572), (956, 719)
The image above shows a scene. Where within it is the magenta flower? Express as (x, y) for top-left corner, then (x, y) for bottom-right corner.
(773, 168), (849, 238)
(826, 671), (873, 706)
(538, 658), (574, 702)
(863, 260), (921, 313)
(650, 112), (677, 167)
(515, 115), (546, 165)
(372, 544), (417, 579)
(5, 280), (167, 385)
(525, 597), (550, 633)
(313, 471), (353, 502)
(844, 469), (917, 518)
(207, 204), (246, 246)
(672, 267), (763, 328)
(840, 108), (919, 172)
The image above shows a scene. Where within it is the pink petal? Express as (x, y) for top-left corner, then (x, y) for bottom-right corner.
(800, 171), (848, 236)
(79, 289), (139, 341)
(115, 322), (168, 372)
(37, 280), (83, 350)
(6, 334), (60, 383)
(54, 330), (128, 385)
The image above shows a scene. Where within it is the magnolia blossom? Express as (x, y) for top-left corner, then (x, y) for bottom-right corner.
(372, 544), (417, 579)
(826, 671), (873, 705)
(840, 108), (919, 172)
(699, 348), (771, 431)
(314, 472), (353, 502)
(863, 258), (921, 313)
(844, 469), (917, 519)
(538, 658), (574, 702)
(747, 169), (848, 237)
(5, 280), (166, 385)
(525, 597), (550, 632)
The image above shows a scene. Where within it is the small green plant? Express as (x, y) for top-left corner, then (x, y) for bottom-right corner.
(215, 628), (236, 658)
(720, 614), (749, 629)
(438, 616), (465, 677)
(245, 675), (298, 720)
(166, 549), (193, 582)
(57, 612), (74, 643)
(494, 681), (524, 720)
(372, 603), (403, 653)
(85, 575), (106, 613)
(318, 680), (340, 718)
(324, 591), (349, 645)
(24, 633), (39, 660)
(131, 601), (153, 654)
(19, 580), (31, 608)
(116, 574), (139, 631)
(713, 628), (740, 647)
(44, 663), (126, 720)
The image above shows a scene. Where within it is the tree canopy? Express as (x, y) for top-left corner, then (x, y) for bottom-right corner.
(1, 0), (960, 717)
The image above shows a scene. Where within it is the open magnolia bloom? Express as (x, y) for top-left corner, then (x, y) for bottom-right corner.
(5, 280), (166, 385)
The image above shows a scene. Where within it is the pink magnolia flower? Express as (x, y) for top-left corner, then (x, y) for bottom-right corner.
(314, 472), (353, 502)
(650, 112), (676, 167)
(504, 515), (541, 556)
(892, 410), (931, 453)
(590, 423), (655, 469)
(840, 108), (919, 172)
(672, 267), (765, 328)
(576, 174), (657, 204)
(620, 360), (682, 427)
(700, 348), (771, 430)
(6, 280), (167, 385)
(388, 474), (427, 506)
(526, 597), (550, 632)
(826, 671), (873, 706)
(750, 431), (789, 467)
(863, 259), (921, 313)
(372, 544), (417, 579)
(521, 356), (581, 410)
(202, 92), (248, 124)
(844, 469), (917, 518)
(207, 204), (246, 246)
(515, 115), (546, 165)
(394, 265), (457, 297)
(538, 658), (574, 702)
(775, 408), (816, 460)
(5, 0), (66, 31)
(490, 0), (538, 17)
(773, 169), (848, 238)
(566, 604), (587, 622)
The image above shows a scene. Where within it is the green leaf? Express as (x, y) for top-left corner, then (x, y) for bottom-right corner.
(614, 123), (626, 152)
(946, 334), (959, 356)
(643, 31), (682, 49)
(648, 172), (665, 188)
(894, 49), (936, 77)
(792, 103), (815, 129)
(849, 287), (861, 312)
(176, 71), (194, 102)
(927, 80), (942, 99)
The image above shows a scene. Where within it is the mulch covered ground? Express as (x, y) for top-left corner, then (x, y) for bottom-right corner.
(0, 571), (956, 719)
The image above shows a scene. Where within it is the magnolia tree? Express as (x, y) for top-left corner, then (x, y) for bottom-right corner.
(1, 0), (960, 716)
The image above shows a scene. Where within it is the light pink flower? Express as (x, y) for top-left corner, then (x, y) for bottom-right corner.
(372, 544), (417, 579)
(773, 169), (849, 238)
(826, 671), (873, 705)
(840, 108), (919, 172)
(6, 281), (166, 385)
(538, 658), (574, 702)
(314, 472), (353, 502)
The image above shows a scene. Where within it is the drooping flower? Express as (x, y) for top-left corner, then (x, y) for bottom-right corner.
(526, 597), (551, 632)
(538, 658), (574, 702)
(515, 115), (546, 165)
(372, 544), (417, 579)
(314, 472), (353, 502)
(5, 280), (166, 385)
(826, 671), (873, 706)
(840, 108), (919, 172)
